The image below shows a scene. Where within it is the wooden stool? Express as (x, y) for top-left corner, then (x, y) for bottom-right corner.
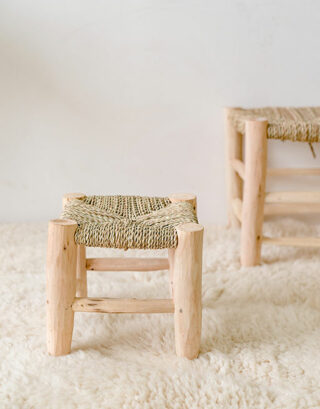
(46, 193), (203, 359)
(225, 106), (320, 266)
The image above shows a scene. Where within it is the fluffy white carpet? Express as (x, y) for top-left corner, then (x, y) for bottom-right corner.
(1, 220), (320, 409)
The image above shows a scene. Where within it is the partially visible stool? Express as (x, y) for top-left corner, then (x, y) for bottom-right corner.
(46, 193), (203, 359)
(225, 106), (320, 266)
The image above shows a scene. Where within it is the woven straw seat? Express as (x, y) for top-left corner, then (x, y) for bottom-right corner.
(61, 195), (198, 250)
(229, 107), (320, 142)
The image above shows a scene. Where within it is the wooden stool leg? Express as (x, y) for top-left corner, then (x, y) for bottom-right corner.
(173, 223), (203, 359)
(46, 219), (77, 356)
(225, 107), (243, 228)
(168, 193), (197, 298)
(241, 118), (268, 267)
(168, 249), (175, 297)
(76, 245), (87, 297)
(62, 193), (87, 297)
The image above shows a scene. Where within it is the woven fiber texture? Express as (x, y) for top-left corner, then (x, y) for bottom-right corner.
(61, 195), (198, 250)
(229, 107), (320, 142)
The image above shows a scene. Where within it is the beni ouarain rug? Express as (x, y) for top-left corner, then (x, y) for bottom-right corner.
(1, 219), (320, 409)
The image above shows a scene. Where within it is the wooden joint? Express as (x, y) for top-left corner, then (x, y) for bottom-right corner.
(168, 193), (197, 212)
(231, 159), (245, 180)
(62, 192), (86, 209)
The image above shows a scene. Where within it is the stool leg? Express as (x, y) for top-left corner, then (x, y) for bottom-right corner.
(168, 249), (175, 297)
(173, 223), (203, 359)
(225, 107), (243, 228)
(241, 119), (268, 267)
(76, 245), (87, 297)
(46, 219), (77, 356)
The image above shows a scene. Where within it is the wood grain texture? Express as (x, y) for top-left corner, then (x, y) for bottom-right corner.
(241, 118), (268, 267)
(173, 223), (203, 359)
(76, 245), (87, 297)
(263, 236), (320, 247)
(46, 219), (77, 356)
(72, 297), (174, 313)
(86, 257), (169, 271)
(168, 249), (175, 297)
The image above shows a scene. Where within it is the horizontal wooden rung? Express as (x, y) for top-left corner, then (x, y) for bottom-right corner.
(232, 198), (320, 218)
(233, 165), (320, 180)
(72, 297), (174, 313)
(264, 203), (320, 215)
(268, 168), (320, 176)
(263, 236), (320, 247)
(86, 257), (169, 272)
(265, 191), (320, 204)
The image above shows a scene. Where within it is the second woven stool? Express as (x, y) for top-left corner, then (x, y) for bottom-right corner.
(46, 193), (203, 359)
(225, 106), (320, 266)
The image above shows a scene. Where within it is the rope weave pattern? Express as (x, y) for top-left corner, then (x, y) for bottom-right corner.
(229, 107), (320, 142)
(61, 195), (198, 249)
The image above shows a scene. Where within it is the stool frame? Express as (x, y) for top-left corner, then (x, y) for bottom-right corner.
(46, 193), (203, 359)
(225, 107), (320, 267)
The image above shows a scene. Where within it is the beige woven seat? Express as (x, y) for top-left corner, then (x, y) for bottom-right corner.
(229, 107), (320, 142)
(61, 195), (198, 250)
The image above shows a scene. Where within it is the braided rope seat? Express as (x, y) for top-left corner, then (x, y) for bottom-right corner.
(228, 107), (320, 142)
(61, 195), (198, 250)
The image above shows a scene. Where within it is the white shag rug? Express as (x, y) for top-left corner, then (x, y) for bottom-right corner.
(1, 220), (320, 409)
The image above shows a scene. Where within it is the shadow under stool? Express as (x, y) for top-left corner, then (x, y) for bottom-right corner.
(225, 106), (320, 267)
(46, 193), (204, 359)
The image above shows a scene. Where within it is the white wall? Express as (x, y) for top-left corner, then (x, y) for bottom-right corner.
(1, 0), (320, 223)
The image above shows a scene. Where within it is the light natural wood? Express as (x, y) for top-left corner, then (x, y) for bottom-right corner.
(232, 198), (242, 222)
(168, 249), (175, 297)
(46, 219), (77, 356)
(173, 223), (203, 360)
(233, 197), (320, 218)
(86, 257), (169, 271)
(62, 193), (88, 297)
(167, 193), (197, 301)
(268, 168), (320, 176)
(62, 192), (86, 208)
(72, 297), (174, 313)
(231, 159), (245, 180)
(76, 245), (87, 297)
(225, 107), (243, 228)
(263, 236), (320, 247)
(265, 191), (320, 204)
(241, 118), (268, 267)
(168, 193), (197, 212)
(264, 202), (320, 215)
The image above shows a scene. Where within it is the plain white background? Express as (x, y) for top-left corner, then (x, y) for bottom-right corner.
(1, 0), (320, 223)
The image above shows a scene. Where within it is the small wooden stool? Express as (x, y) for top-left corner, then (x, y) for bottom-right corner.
(46, 193), (203, 359)
(225, 106), (320, 266)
